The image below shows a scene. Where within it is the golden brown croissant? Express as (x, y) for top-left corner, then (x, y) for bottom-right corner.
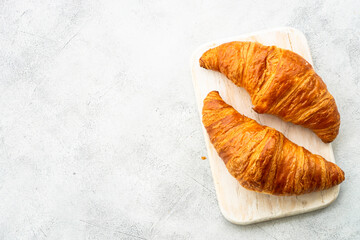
(202, 91), (344, 196)
(200, 41), (340, 143)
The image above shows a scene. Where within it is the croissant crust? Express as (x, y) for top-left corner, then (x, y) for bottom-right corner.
(202, 91), (344, 196)
(200, 41), (340, 143)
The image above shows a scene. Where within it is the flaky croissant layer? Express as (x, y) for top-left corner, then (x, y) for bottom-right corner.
(200, 41), (340, 143)
(202, 91), (344, 196)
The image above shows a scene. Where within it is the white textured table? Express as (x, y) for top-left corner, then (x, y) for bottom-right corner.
(0, 1), (359, 239)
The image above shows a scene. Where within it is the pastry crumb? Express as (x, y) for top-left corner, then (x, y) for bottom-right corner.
(201, 156), (207, 160)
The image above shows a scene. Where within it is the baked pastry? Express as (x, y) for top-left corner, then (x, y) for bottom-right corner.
(200, 41), (340, 143)
(202, 91), (344, 195)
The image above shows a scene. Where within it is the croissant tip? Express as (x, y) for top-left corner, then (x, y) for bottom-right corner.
(199, 47), (219, 70)
(206, 90), (220, 99)
(321, 138), (333, 143)
(199, 58), (206, 68)
(340, 168), (345, 182)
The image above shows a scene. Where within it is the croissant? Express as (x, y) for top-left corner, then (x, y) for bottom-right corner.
(200, 41), (340, 143)
(202, 91), (344, 196)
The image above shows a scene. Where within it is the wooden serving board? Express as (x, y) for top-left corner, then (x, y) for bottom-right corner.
(191, 27), (340, 225)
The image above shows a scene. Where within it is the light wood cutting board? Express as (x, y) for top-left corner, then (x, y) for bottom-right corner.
(190, 27), (340, 225)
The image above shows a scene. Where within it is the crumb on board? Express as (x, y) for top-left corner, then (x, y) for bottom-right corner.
(201, 156), (207, 160)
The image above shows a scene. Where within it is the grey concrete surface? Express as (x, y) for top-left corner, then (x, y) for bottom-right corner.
(0, 0), (359, 239)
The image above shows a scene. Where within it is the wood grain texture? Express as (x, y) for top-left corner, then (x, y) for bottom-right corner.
(190, 27), (341, 224)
